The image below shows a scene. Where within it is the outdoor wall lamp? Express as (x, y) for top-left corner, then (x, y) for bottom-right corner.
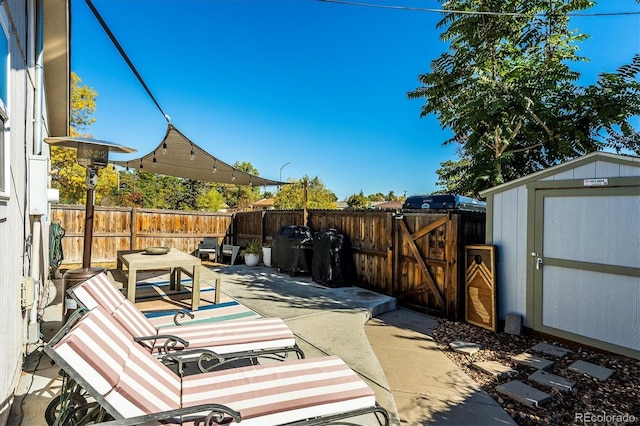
(44, 137), (135, 317)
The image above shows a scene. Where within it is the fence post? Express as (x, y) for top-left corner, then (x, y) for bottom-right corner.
(392, 212), (402, 296)
(130, 207), (137, 250)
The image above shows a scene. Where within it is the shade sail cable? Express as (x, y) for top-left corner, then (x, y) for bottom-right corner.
(85, 0), (170, 122)
(83, 0), (285, 186)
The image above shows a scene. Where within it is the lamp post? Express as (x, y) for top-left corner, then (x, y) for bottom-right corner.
(279, 161), (291, 190)
(45, 137), (136, 318)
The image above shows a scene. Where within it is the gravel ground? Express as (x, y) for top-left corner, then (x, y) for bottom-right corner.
(432, 319), (640, 425)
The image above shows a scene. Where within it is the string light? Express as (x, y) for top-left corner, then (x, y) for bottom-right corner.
(162, 142), (167, 154)
(139, 159), (144, 169)
(231, 169), (236, 181)
(152, 151), (157, 168)
(249, 176), (253, 186)
(212, 159), (217, 174)
(190, 144), (195, 161)
(126, 162), (129, 171)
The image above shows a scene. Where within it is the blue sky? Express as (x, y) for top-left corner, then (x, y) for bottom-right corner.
(71, 0), (640, 200)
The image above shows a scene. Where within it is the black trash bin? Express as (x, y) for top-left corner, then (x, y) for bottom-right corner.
(272, 225), (313, 276)
(311, 228), (355, 287)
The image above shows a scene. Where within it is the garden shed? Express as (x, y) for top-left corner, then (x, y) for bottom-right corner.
(480, 152), (639, 359)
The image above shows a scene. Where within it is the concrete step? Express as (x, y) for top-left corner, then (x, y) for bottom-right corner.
(449, 340), (481, 355)
(472, 361), (518, 378)
(568, 360), (614, 381)
(512, 352), (554, 370)
(529, 370), (577, 393)
(530, 342), (571, 358)
(496, 380), (553, 408)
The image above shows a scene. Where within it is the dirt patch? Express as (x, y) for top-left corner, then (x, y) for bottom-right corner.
(433, 319), (640, 425)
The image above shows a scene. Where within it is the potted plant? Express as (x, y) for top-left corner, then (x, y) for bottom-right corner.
(241, 240), (262, 267)
(262, 243), (272, 267)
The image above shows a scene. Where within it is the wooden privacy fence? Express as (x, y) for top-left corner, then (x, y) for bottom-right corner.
(51, 205), (232, 264)
(51, 205), (485, 319)
(232, 209), (486, 319)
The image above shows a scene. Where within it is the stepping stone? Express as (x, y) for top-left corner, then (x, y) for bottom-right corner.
(496, 380), (552, 407)
(449, 340), (481, 355)
(504, 312), (522, 335)
(472, 361), (518, 378)
(529, 370), (577, 393)
(512, 352), (554, 370)
(568, 360), (614, 381)
(531, 342), (571, 358)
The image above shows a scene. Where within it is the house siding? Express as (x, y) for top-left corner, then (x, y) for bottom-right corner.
(0, 1), (54, 423)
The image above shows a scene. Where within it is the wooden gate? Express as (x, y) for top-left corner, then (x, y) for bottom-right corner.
(465, 245), (497, 331)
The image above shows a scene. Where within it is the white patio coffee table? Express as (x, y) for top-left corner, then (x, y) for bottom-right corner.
(116, 248), (201, 310)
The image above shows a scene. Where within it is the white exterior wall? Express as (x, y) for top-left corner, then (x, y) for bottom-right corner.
(0, 1), (52, 423)
(491, 185), (528, 320)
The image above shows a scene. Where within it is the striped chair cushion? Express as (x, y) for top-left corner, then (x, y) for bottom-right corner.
(181, 356), (376, 425)
(112, 299), (159, 348)
(53, 306), (131, 396)
(107, 334), (182, 418)
(70, 272), (126, 312)
(154, 317), (297, 355)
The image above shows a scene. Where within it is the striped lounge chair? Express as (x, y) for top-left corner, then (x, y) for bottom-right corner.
(69, 272), (304, 372)
(45, 306), (390, 426)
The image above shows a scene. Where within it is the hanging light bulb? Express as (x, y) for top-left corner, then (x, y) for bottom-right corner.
(162, 142), (167, 154)
(126, 162), (129, 171)
(212, 159), (217, 174)
(139, 159), (144, 169)
(231, 169), (236, 181)
(152, 151), (157, 168)
(249, 176), (253, 186)
(190, 144), (195, 160)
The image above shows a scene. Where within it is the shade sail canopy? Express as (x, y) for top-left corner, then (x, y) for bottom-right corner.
(113, 124), (285, 186)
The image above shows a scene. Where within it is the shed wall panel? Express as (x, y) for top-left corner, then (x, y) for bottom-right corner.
(492, 186), (527, 319)
(620, 164), (640, 177)
(543, 195), (640, 268)
(593, 161), (622, 178)
(542, 266), (640, 351)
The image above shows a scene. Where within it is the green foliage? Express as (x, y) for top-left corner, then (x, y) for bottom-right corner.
(274, 176), (338, 210)
(196, 187), (226, 211)
(408, 0), (640, 194)
(219, 161), (261, 211)
(346, 191), (371, 210)
(70, 72), (97, 134)
(241, 240), (262, 255)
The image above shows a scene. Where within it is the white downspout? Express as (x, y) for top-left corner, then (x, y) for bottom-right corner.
(28, 0), (45, 343)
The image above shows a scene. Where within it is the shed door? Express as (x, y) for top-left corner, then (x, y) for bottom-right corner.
(532, 187), (640, 357)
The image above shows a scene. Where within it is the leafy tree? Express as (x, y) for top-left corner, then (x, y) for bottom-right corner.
(347, 191), (371, 209)
(219, 161), (261, 211)
(409, 1), (640, 195)
(196, 187), (227, 211)
(51, 72), (120, 204)
(274, 176), (337, 210)
(384, 191), (403, 201)
(367, 193), (385, 202)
